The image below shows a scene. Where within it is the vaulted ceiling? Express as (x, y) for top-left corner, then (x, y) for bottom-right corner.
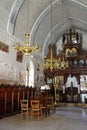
(1, 0), (87, 57)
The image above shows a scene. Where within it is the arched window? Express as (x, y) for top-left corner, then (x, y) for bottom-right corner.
(29, 61), (34, 87)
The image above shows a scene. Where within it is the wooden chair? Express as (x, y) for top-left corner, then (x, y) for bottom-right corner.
(40, 97), (50, 117)
(47, 96), (56, 113)
(20, 100), (30, 120)
(30, 99), (42, 120)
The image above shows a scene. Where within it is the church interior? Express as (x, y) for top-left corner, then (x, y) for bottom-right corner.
(0, 0), (87, 130)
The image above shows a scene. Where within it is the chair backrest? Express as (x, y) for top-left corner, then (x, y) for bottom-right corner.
(20, 100), (28, 110)
(47, 96), (54, 105)
(30, 99), (40, 109)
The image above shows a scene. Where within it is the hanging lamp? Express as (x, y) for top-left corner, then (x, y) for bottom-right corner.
(43, 0), (58, 71)
(13, 0), (41, 56)
(58, 0), (68, 70)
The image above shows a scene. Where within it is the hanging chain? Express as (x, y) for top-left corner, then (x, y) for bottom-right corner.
(51, 0), (52, 46)
(27, 0), (30, 33)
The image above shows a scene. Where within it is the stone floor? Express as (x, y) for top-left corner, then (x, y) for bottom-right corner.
(0, 107), (87, 130)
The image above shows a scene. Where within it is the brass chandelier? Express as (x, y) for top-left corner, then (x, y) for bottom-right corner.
(14, 33), (40, 56)
(43, 0), (68, 71)
(43, 0), (58, 71)
(13, 0), (40, 56)
(43, 49), (68, 71)
(43, 47), (58, 71)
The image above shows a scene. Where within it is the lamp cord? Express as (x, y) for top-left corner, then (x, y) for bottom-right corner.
(62, 0), (63, 26)
(50, 0), (53, 46)
(27, 0), (29, 33)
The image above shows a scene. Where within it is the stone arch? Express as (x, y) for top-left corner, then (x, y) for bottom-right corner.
(7, 0), (25, 34)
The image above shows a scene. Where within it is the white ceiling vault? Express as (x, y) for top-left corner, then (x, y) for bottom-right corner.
(1, 0), (87, 57)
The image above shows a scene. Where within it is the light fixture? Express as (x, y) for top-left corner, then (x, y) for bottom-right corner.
(43, 47), (58, 71)
(13, 0), (40, 56)
(57, 49), (68, 70)
(43, 0), (58, 71)
(14, 33), (40, 56)
(43, 0), (68, 71)
(58, 0), (68, 70)
(54, 0), (68, 70)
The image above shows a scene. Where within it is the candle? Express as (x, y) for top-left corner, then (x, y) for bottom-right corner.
(55, 77), (56, 83)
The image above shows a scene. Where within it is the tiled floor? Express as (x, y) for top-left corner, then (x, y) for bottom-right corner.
(0, 107), (87, 130)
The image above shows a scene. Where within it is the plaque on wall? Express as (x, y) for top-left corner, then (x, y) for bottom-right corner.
(0, 41), (9, 53)
(16, 51), (23, 62)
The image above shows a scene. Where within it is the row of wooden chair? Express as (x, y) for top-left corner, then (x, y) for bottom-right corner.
(20, 96), (56, 120)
